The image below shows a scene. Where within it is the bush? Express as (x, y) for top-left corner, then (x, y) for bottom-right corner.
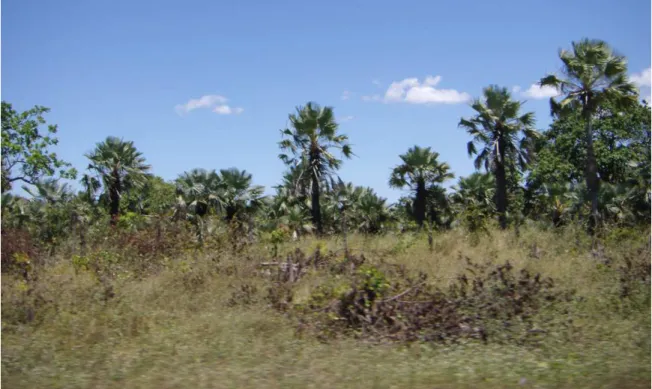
(294, 257), (574, 345)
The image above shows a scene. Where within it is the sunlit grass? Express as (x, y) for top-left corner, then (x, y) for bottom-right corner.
(2, 225), (650, 389)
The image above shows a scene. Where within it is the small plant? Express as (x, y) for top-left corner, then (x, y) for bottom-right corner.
(269, 228), (290, 257)
(71, 254), (91, 273)
(357, 265), (390, 300)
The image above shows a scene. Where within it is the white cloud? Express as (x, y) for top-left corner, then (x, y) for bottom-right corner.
(631, 67), (651, 88)
(341, 90), (352, 100)
(175, 94), (243, 115)
(521, 84), (560, 99)
(175, 95), (228, 114)
(339, 115), (355, 122)
(361, 94), (382, 102)
(213, 105), (244, 115)
(382, 76), (470, 104)
(372, 79), (381, 87)
(511, 85), (521, 93)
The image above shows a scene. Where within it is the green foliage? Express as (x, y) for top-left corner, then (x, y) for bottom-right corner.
(1, 102), (76, 192)
(539, 39), (639, 232)
(459, 85), (539, 229)
(389, 145), (454, 227)
(85, 136), (151, 223)
(357, 265), (390, 300)
(278, 102), (353, 234)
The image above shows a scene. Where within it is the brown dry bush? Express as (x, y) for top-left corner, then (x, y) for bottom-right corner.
(291, 256), (575, 346)
(1, 228), (39, 277)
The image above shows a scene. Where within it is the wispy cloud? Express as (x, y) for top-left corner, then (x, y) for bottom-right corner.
(361, 94), (382, 102)
(213, 105), (244, 115)
(520, 84), (560, 99)
(175, 94), (243, 115)
(631, 67), (651, 88)
(372, 79), (381, 87)
(380, 75), (471, 105)
(341, 90), (352, 101)
(631, 67), (651, 103)
(339, 115), (355, 122)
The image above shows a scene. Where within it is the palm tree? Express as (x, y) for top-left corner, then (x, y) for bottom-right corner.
(218, 168), (266, 222)
(80, 173), (101, 204)
(355, 188), (391, 234)
(459, 85), (538, 229)
(22, 178), (73, 204)
(539, 39), (638, 232)
(175, 168), (223, 217)
(389, 145), (454, 227)
(450, 172), (496, 211)
(85, 136), (151, 225)
(278, 102), (353, 234)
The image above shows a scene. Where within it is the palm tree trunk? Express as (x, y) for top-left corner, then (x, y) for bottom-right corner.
(341, 206), (348, 258)
(584, 109), (599, 234)
(414, 181), (427, 227)
(495, 140), (508, 230)
(109, 171), (121, 226)
(311, 170), (323, 235)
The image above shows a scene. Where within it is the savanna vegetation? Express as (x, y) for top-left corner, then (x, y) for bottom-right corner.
(2, 39), (650, 388)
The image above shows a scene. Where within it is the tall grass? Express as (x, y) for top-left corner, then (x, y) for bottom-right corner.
(2, 224), (650, 388)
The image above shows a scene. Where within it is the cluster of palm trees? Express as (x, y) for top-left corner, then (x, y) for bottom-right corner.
(2, 38), (650, 246)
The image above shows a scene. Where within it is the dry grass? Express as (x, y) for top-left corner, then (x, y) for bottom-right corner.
(2, 225), (650, 388)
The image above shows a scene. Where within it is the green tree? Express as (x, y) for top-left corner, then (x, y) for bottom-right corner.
(121, 175), (177, 215)
(218, 168), (266, 222)
(389, 146), (454, 227)
(450, 172), (496, 213)
(278, 102), (353, 234)
(85, 136), (151, 225)
(528, 99), (650, 186)
(175, 168), (223, 217)
(539, 38), (638, 231)
(1, 102), (76, 192)
(459, 85), (538, 229)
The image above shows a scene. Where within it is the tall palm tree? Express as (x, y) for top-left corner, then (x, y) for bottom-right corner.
(539, 39), (638, 232)
(278, 102), (353, 234)
(85, 136), (151, 224)
(389, 145), (454, 227)
(459, 85), (538, 229)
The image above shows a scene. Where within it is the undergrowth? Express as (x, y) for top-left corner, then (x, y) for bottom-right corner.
(1, 224), (650, 389)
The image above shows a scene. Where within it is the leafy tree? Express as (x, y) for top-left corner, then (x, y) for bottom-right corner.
(278, 102), (353, 234)
(85, 136), (151, 225)
(539, 38), (638, 231)
(459, 85), (538, 229)
(389, 145), (454, 227)
(1, 102), (76, 192)
(121, 175), (176, 216)
(527, 99), (650, 225)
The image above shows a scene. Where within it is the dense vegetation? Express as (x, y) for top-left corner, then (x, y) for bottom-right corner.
(2, 38), (650, 388)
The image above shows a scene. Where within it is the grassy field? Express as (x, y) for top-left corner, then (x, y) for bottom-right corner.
(2, 226), (650, 388)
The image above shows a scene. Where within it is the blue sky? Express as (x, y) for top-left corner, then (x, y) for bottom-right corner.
(3, 0), (650, 202)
